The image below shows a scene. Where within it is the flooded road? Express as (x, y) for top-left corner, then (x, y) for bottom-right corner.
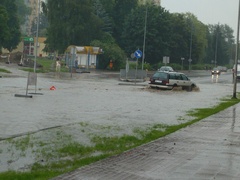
(0, 65), (236, 172)
(0, 72), (233, 139)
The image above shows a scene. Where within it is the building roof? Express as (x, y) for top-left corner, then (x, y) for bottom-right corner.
(65, 45), (102, 55)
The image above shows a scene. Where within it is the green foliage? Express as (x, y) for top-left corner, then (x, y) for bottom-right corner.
(0, 5), (9, 49)
(38, 0), (235, 69)
(15, 0), (31, 25)
(0, 0), (21, 52)
(0, 68), (11, 73)
(205, 24), (234, 66)
(93, 0), (112, 34)
(31, 13), (48, 37)
(167, 13), (190, 62)
(112, 0), (138, 46)
(45, 0), (104, 53)
(122, 4), (173, 65)
(91, 33), (126, 70)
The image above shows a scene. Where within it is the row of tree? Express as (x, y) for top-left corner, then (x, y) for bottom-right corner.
(43, 0), (235, 69)
(0, 0), (236, 70)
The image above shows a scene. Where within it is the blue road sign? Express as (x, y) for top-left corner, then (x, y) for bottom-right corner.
(134, 50), (142, 59)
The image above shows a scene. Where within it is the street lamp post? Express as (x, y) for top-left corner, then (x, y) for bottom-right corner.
(214, 24), (219, 68)
(188, 59), (192, 71)
(181, 57), (185, 70)
(34, 0), (40, 73)
(142, 6), (148, 80)
(233, 0), (240, 99)
(188, 19), (193, 72)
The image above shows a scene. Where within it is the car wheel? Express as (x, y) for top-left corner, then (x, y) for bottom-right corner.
(184, 85), (192, 92)
(189, 84), (195, 92)
(171, 84), (177, 90)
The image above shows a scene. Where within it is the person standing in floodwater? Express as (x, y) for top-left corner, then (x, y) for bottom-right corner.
(56, 58), (61, 72)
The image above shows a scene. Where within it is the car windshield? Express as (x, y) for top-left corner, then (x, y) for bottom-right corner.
(159, 66), (173, 71)
(153, 72), (168, 79)
(213, 68), (218, 70)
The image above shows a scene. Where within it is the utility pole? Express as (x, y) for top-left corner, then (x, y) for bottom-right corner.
(188, 20), (193, 72)
(34, 0), (40, 73)
(233, 0), (240, 99)
(142, 6), (148, 80)
(214, 24), (219, 68)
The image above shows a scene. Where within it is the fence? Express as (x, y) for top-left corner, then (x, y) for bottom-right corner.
(120, 69), (147, 81)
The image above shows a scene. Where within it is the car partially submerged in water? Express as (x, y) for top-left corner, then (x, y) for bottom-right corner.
(149, 71), (196, 91)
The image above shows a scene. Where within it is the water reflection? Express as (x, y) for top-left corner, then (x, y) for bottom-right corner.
(211, 74), (219, 83)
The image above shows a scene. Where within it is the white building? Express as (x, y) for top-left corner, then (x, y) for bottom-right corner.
(65, 46), (102, 69)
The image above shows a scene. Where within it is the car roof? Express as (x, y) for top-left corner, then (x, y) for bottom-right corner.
(155, 71), (185, 75)
(160, 66), (172, 68)
(159, 66), (173, 69)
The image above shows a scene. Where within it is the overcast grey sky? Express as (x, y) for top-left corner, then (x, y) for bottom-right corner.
(161, 0), (239, 36)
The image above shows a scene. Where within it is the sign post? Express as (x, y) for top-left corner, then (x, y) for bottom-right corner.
(134, 50), (143, 83)
(126, 58), (129, 80)
(163, 56), (170, 65)
(188, 59), (192, 72)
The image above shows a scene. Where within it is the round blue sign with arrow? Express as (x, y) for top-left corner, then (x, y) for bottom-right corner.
(134, 50), (143, 59)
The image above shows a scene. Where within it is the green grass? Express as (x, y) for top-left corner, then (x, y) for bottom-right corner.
(0, 95), (240, 179)
(20, 58), (69, 73)
(0, 68), (11, 73)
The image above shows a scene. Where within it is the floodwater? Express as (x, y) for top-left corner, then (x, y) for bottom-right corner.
(0, 64), (235, 172)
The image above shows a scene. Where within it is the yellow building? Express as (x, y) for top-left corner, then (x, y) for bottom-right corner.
(2, 37), (47, 58)
(23, 37), (47, 57)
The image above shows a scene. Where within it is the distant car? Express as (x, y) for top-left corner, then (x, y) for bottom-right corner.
(149, 71), (196, 91)
(233, 64), (240, 79)
(211, 67), (221, 75)
(217, 66), (227, 72)
(221, 67), (227, 72)
(158, 66), (174, 72)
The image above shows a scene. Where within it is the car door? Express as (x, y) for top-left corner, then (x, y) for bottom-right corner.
(180, 74), (191, 86)
(173, 73), (184, 86)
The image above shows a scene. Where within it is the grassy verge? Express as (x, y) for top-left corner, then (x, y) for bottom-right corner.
(0, 68), (11, 73)
(19, 58), (69, 73)
(0, 95), (239, 180)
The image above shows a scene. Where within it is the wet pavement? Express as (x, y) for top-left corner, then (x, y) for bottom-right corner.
(53, 104), (240, 180)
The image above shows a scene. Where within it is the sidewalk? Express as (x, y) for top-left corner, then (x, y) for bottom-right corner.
(53, 103), (240, 180)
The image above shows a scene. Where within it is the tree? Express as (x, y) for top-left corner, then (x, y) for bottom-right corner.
(93, 0), (112, 34)
(0, 0), (21, 52)
(44, 0), (104, 53)
(31, 12), (48, 37)
(91, 33), (126, 70)
(112, 0), (138, 47)
(206, 24), (234, 66)
(15, 0), (31, 25)
(183, 13), (208, 64)
(0, 5), (9, 51)
(167, 13), (190, 64)
(121, 4), (172, 65)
